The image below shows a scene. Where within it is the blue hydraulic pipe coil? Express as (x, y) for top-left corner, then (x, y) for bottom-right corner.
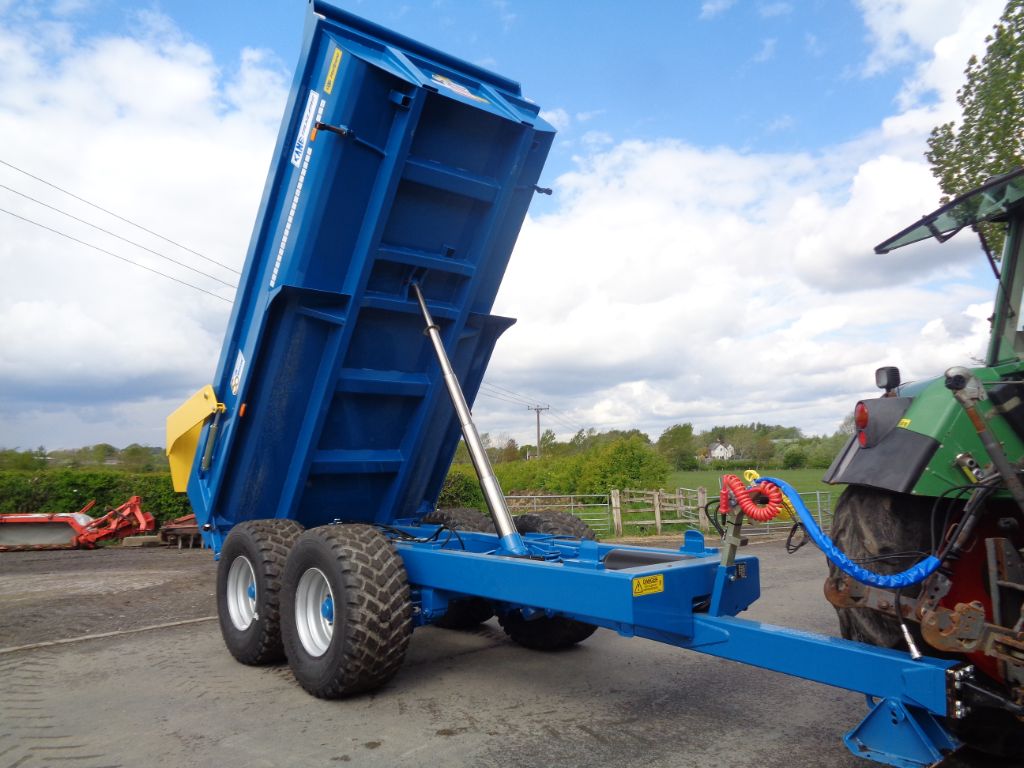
(758, 476), (941, 588)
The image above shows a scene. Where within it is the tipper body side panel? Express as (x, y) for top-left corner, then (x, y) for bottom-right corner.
(186, 1), (554, 551)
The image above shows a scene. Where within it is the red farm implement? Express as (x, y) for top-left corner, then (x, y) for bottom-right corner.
(0, 496), (156, 551)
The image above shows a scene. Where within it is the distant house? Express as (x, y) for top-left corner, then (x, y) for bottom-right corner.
(707, 441), (735, 461)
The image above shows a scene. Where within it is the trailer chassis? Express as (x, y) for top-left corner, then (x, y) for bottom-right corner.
(385, 284), (965, 767)
(376, 521), (962, 768)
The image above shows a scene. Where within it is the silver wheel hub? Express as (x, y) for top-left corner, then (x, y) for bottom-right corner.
(295, 567), (335, 657)
(226, 555), (258, 630)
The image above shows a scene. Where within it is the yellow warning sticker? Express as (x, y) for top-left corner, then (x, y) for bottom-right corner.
(324, 48), (343, 94)
(632, 574), (664, 597)
(898, 418), (911, 428)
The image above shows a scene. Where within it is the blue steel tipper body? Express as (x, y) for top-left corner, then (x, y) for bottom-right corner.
(184, 1), (552, 549)
(166, 4), (969, 767)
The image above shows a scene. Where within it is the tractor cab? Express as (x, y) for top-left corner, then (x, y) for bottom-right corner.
(876, 166), (1024, 367)
(826, 167), (1024, 496)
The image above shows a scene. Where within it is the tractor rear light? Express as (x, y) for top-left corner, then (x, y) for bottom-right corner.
(855, 402), (869, 430)
(855, 402), (869, 447)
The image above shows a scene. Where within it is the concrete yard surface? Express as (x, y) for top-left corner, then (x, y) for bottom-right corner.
(0, 541), (1012, 767)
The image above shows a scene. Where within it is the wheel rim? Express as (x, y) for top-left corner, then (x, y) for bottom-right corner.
(226, 555), (257, 631)
(295, 567), (335, 657)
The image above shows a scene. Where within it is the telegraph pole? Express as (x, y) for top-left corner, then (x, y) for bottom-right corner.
(528, 404), (549, 457)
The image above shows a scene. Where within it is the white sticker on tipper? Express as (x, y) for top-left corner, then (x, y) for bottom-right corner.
(271, 97), (326, 288)
(291, 90), (320, 168)
(230, 350), (246, 396)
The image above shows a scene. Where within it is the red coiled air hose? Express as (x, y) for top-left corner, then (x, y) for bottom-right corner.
(719, 475), (783, 522)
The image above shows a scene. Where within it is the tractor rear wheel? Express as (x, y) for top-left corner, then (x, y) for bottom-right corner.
(281, 524), (412, 698)
(828, 485), (1024, 757)
(498, 511), (599, 650)
(421, 508), (496, 629)
(217, 519), (304, 665)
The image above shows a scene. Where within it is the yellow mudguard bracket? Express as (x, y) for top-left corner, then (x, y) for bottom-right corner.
(166, 385), (225, 492)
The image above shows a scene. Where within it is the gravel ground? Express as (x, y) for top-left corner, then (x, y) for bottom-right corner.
(0, 538), (1012, 767)
(0, 546), (214, 649)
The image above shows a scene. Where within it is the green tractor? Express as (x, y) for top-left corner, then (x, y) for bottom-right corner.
(824, 168), (1024, 754)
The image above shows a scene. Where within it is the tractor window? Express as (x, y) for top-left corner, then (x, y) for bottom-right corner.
(875, 167), (1024, 254)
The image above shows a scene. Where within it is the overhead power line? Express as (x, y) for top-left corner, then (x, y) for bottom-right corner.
(0, 157), (241, 275)
(0, 206), (233, 304)
(0, 183), (236, 288)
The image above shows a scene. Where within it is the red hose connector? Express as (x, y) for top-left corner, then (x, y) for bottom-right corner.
(719, 475), (783, 522)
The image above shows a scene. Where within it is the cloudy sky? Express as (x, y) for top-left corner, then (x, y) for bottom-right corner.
(0, 0), (1007, 450)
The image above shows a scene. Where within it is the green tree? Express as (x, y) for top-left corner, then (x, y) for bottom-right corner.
(539, 428), (557, 453)
(926, 0), (1024, 256)
(656, 423), (698, 470)
(89, 443), (118, 464)
(782, 446), (809, 469)
(576, 436), (669, 493)
(120, 444), (156, 473)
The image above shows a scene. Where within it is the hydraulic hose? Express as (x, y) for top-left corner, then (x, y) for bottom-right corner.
(758, 476), (941, 589)
(720, 475), (783, 522)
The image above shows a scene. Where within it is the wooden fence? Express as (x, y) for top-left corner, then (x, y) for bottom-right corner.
(506, 487), (833, 539)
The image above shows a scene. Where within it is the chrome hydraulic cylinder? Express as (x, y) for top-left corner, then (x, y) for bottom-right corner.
(412, 283), (528, 556)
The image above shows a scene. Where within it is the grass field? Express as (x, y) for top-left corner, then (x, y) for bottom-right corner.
(613, 467), (842, 538)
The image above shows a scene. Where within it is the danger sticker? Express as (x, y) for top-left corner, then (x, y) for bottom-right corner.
(324, 48), (342, 94)
(632, 574), (664, 597)
(898, 418), (911, 428)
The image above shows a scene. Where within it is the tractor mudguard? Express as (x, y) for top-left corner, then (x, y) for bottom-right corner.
(824, 396), (939, 494)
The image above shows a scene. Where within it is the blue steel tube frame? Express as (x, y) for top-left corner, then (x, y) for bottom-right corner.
(391, 525), (961, 767)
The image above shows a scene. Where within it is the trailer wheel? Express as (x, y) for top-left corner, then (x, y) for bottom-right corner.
(421, 508), (496, 629)
(829, 485), (1024, 757)
(498, 511), (598, 650)
(217, 519), (304, 665)
(281, 524), (412, 698)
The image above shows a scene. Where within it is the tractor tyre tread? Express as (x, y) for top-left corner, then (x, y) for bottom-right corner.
(282, 524), (412, 699)
(498, 511), (598, 650)
(217, 518), (304, 665)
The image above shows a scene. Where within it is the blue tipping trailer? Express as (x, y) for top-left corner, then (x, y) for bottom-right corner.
(166, 3), (971, 765)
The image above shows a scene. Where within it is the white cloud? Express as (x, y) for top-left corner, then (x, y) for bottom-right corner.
(492, 0), (516, 31)
(540, 107), (571, 132)
(753, 38), (777, 63)
(766, 114), (795, 133)
(0, 9), (288, 448)
(759, 2), (793, 18)
(479, 0), (1004, 444)
(805, 33), (825, 58)
(857, 0), (1002, 81)
(0, 0), (1008, 453)
(700, 0), (736, 20)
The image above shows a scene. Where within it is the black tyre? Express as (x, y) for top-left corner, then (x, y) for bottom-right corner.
(421, 508), (496, 629)
(281, 524), (412, 698)
(514, 511), (596, 541)
(827, 486), (932, 649)
(217, 519), (304, 665)
(498, 511), (598, 650)
(829, 486), (1024, 757)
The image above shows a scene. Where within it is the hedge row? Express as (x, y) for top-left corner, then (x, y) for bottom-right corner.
(0, 470), (192, 525)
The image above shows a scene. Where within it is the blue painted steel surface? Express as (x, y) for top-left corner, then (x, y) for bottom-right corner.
(844, 698), (960, 767)
(185, 7), (962, 763)
(394, 523), (954, 718)
(187, 1), (554, 551)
